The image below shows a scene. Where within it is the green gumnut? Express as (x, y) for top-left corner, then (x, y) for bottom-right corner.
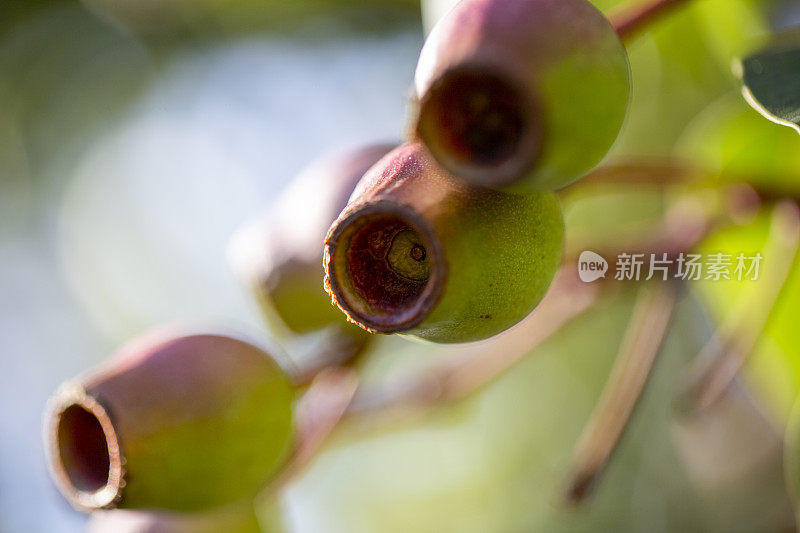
(323, 142), (564, 344)
(44, 329), (295, 512)
(230, 144), (394, 354)
(413, 0), (631, 192)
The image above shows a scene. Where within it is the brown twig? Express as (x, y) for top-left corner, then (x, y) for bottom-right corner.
(287, 329), (368, 386)
(569, 159), (800, 214)
(570, 160), (702, 190)
(565, 280), (677, 502)
(268, 191), (794, 495)
(267, 367), (359, 490)
(677, 200), (800, 415)
(272, 200), (715, 491)
(563, 195), (717, 270)
(267, 268), (603, 493)
(609, 0), (694, 41)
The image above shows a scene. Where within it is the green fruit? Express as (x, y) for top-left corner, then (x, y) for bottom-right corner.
(230, 143), (393, 359)
(413, 0), (631, 191)
(44, 329), (294, 512)
(323, 142), (564, 343)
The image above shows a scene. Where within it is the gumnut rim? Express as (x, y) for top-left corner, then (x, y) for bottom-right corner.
(415, 62), (545, 188)
(45, 384), (124, 511)
(324, 201), (446, 334)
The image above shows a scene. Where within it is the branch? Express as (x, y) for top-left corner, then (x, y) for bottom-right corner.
(677, 200), (800, 415)
(565, 280), (677, 502)
(609, 0), (694, 42)
(267, 367), (359, 490)
(267, 191), (791, 494)
(563, 195), (716, 268)
(265, 267), (601, 492)
(571, 160), (701, 189)
(270, 200), (712, 490)
(569, 159), (799, 210)
(288, 329), (368, 386)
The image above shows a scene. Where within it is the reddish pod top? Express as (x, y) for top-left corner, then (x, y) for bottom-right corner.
(324, 142), (564, 343)
(413, 0), (631, 192)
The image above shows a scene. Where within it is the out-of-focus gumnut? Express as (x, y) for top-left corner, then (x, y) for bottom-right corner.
(44, 330), (295, 513)
(229, 144), (394, 365)
(412, 0), (630, 192)
(323, 142), (564, 344)
(87, 500), (261, 533)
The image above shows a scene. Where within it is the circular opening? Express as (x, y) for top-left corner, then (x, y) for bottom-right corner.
(57, 404), (111, 493)
(416, 66), (542, 186)
(326, 204), (445, 333)
(349, 218), (430, 311)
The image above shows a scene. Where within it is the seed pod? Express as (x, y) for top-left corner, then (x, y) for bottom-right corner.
(323, 142), (564, 343)
(229, 144), (394, 362)
(44, 330), (294, 512)
(413, 0), (631, 191)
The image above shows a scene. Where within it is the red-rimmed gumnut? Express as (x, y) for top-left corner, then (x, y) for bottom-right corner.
(413, 0), (630, 191)
(44, 329), (294, 512)
(229, 144), (394, 362)
(323, 142), (564, 343)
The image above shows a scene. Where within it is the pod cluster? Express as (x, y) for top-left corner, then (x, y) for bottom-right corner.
(324, 0), (630, 342)
(413, 0), (630, 192)
(44, 0), (631, 520)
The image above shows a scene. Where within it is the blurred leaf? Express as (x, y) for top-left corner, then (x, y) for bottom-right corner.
(739, 28), (800, 134)
(284, 292), (793, 532)
(563, 187), (668, 254)
(608, 0), (765, 157)
(80, 0), (420, 38)
(694, 211), (800, 423)
(784, 396), (800, 513)
(0, 0), (73, 34)
(694, 0), (769, 66)
(677, 93), (800, 195)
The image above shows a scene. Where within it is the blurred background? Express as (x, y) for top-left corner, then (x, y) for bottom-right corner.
(0, 0), (420, 529)
(3, 0), (800, 531)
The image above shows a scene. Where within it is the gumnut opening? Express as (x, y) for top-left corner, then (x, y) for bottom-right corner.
(46, 388), (122, 511)
(325, 203), (445, 333)
(416, 64), (543, 187)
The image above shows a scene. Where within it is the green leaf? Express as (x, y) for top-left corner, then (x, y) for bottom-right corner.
(738, 30), (800, 134)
